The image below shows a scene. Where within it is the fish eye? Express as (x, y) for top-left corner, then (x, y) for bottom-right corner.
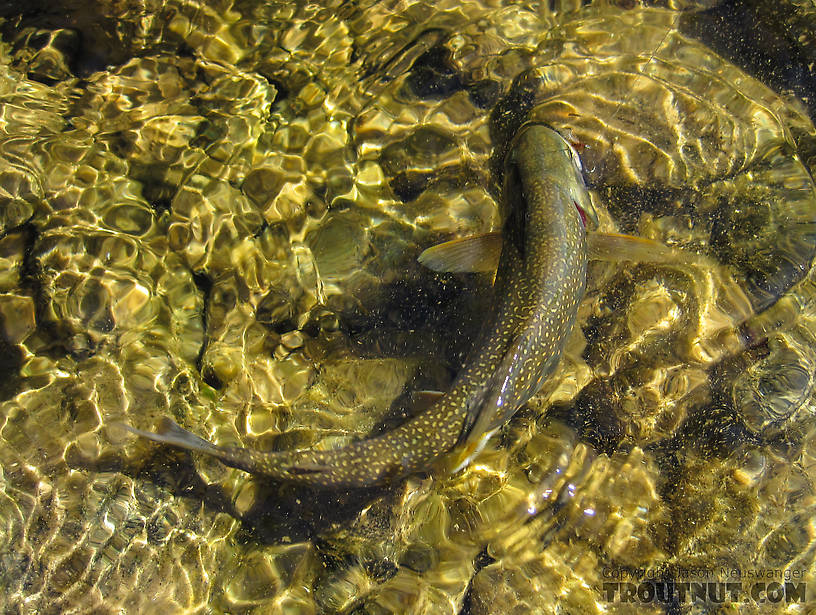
(565, 140), (584, 173)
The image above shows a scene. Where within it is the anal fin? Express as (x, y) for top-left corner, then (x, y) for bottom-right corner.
(410, 390), (446, 411)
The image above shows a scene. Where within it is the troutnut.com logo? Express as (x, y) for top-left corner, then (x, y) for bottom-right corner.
(601, 567), (807, 604)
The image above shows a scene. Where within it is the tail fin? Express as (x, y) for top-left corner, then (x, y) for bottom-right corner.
(115, 418), (221, 456)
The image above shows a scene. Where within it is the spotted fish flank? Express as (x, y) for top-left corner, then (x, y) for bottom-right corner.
(120, 124), (593, 487)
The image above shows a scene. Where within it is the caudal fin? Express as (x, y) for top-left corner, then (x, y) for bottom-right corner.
(114, 418), (221, 456)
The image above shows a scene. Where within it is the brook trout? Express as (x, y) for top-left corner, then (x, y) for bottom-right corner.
(119, 123), (594, 487)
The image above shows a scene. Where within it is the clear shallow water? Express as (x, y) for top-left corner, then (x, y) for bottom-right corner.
(0, 0), (816, 613)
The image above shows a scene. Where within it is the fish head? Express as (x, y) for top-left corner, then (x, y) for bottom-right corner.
(510, 122), (599, 230)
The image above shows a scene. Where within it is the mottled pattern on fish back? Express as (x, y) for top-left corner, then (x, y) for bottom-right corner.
(466, 126), (589, 435)
(184, 126), (589, 487)
(213, 380), (474, 486)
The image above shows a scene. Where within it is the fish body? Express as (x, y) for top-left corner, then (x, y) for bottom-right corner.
(121, 124), (592, 487)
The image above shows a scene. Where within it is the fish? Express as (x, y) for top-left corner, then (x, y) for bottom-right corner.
(116, 122), (596, 488)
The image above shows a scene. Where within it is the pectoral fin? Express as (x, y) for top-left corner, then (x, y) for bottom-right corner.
(587, 232), (698, 264)
(418, 232), (503, 273)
